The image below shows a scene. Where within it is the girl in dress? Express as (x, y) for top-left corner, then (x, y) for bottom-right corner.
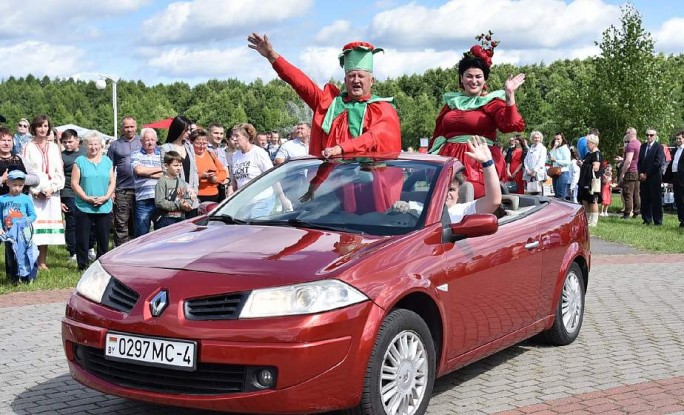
(22, 115), (65, 270)
(600, 164), (614, 216)
(568, 147), (581, 203)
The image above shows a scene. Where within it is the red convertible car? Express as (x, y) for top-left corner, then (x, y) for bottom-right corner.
(62, 153), (590, 415)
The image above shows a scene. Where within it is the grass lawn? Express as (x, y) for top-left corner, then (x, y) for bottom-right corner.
(592, 195), (684, 253)
(0, 245), (82, 295)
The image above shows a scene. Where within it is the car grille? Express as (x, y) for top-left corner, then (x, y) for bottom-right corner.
(73, 345), (275, 394)
(101, 278), (139, 313)
(184, 292), (249, 320)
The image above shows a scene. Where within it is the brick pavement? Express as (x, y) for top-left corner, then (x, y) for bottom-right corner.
(1, 254), (683, 414)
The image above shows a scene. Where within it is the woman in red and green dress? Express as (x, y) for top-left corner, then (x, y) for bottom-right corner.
(430, 35), (526, 198)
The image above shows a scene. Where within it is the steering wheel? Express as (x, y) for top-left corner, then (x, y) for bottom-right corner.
(387, 207), (421, 220)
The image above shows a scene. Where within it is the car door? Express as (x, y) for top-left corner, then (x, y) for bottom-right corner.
(442, 214), (543, 360)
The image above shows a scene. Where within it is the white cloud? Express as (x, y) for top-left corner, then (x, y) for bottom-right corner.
(0, 41), (87, 78)
(373, 49), (457, 79)
(298, 47), (342, 85)
(496, 46), (601, 66)
(0, 1), (147, 38)
(653, 17), (684, 53)
(314, 20), (363, 45)
(368, 0), (619, 51)
(141, 0), (314, 45)
(296, 47), (456, 85)
(146, 46), (276, 82)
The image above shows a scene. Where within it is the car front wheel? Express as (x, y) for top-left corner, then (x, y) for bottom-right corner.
(540, 262), (586, 345)
(349, 309), (436, 415)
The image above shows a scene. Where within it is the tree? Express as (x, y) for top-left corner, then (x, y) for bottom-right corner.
(590, 4), (679, 157)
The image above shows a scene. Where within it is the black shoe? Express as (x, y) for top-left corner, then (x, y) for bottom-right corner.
(679, 223), (684, 228)
(654, 223), (662, 226)
(621, 215), (630, 219)
(642, 221), (651, 225)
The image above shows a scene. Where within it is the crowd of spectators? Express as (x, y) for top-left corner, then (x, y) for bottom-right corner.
(500, 127), (682, 227)
(1, 112), (682, 280)
(0, 113), (315, 279)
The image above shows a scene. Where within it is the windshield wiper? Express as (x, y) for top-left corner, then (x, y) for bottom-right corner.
(287, 218), (360, 233)
(205, 215), (246, 224)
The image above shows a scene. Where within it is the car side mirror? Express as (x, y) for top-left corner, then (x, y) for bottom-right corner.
(198, 201), (219, 216)
(447, 214), (498, 242)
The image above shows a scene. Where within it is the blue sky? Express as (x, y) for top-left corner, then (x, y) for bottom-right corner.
(0, 0), (681, 86)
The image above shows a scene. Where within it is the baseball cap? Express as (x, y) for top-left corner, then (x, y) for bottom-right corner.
(8, 170), (26, 180)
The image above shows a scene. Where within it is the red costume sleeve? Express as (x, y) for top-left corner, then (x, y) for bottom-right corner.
(310, 162), (335, 187)
(337, 102), (402, 154)
(483, 100), (525, 133)
(272, 56), (325, 111)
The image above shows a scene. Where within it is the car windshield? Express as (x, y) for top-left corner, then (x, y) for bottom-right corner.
(212, 158), (442, 236)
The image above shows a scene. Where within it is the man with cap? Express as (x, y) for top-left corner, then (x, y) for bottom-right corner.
(248, 34), (401, 158)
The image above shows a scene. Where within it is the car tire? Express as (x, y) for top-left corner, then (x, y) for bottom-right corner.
(345, 309), (436, 415)
(539, 262), (585, 346)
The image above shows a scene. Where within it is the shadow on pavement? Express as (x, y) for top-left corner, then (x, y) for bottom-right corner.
(12, 374), (224, 415)
(12, 344), (532, 414)
(431, 341), (530, 396)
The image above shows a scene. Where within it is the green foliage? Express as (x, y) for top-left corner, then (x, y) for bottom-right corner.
(1, 6), (682, 153)
(589, 4), (680, 156)
(0, 245), (82, 295)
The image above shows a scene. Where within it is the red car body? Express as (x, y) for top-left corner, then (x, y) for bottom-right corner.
(62, 153), (590, 414)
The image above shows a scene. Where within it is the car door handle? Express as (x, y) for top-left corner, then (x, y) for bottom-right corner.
(524, 240), (539, 250)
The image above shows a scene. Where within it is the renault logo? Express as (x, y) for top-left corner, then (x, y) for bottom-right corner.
(150, 290), (168, 317)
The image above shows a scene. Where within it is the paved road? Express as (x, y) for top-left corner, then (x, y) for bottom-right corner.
(1, 251), (684, 414)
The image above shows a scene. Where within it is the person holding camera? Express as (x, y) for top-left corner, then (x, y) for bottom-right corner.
(191, 128), (227, 203)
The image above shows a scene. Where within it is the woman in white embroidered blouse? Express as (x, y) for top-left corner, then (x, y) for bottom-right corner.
(523, 130), (547, 194)
(22, 115), (65, 270)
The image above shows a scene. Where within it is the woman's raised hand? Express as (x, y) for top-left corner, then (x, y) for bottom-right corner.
(505, 73), (526, 93)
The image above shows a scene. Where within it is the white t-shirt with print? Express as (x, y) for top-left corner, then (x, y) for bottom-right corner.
(231, 146), (274, 200)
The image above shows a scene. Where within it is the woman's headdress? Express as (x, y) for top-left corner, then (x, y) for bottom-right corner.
(463, 31), (498, 68)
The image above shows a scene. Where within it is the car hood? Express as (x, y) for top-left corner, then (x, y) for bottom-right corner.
(102, 222), (387, 279)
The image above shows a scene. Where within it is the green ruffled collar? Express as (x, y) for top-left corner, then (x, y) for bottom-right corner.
(443, 90), (506, 110)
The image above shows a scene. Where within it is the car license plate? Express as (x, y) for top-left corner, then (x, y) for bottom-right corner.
(105, 332), (196, 371)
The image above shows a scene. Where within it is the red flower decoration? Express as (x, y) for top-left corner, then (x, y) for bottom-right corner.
(463, 31), (498, 68)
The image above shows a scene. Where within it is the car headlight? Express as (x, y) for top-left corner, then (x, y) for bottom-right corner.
(76, 261), (112, 304)
(239, 280), (368, 318)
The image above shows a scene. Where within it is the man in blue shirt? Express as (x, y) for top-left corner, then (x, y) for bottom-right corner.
(131, 128), (163, 237)
(577, 128), (599, 160)
(106, 116), (141, 246)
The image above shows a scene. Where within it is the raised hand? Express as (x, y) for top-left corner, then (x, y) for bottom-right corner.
(247, 33), (279, 63)
(464, 136), (493, 163)
(504, 73), (526, 94)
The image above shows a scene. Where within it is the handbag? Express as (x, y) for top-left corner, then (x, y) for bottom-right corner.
(547, 166), (562, 178)
(526, 179), (542, 193)
(590, 170), (601, 194)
